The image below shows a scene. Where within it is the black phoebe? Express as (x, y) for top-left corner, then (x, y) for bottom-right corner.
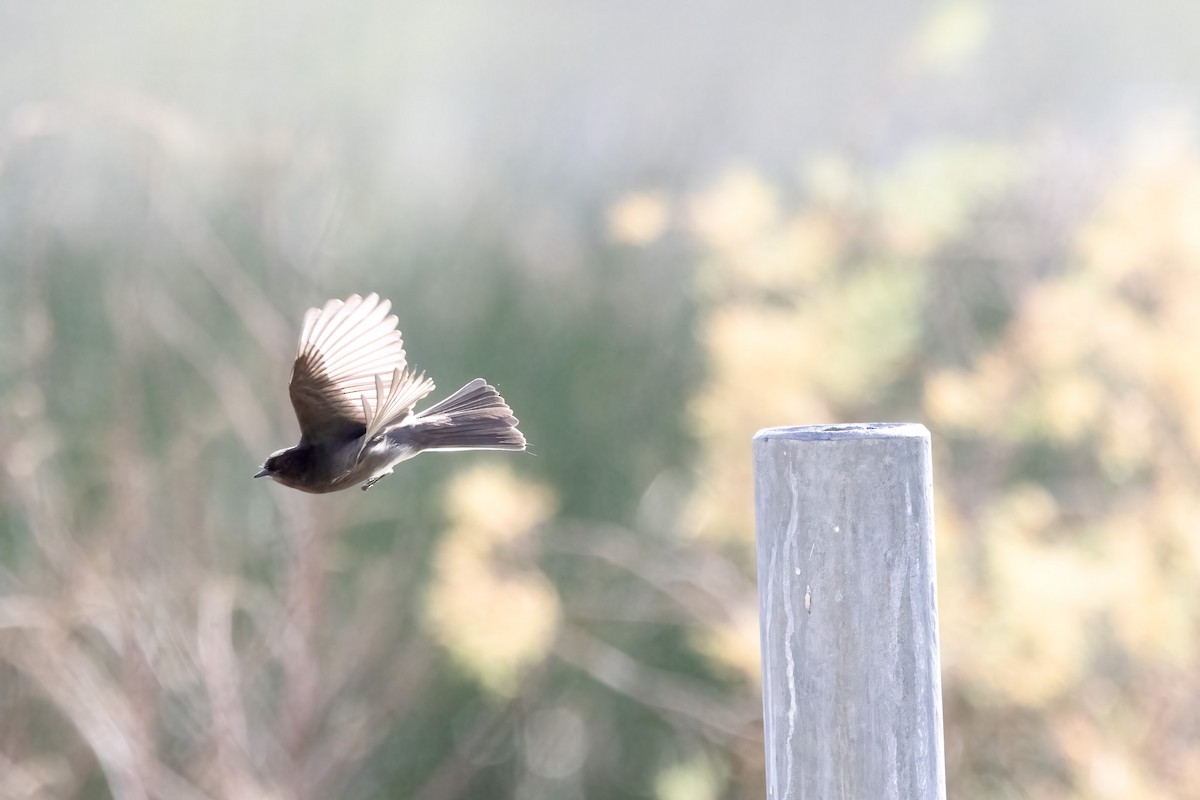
(255, 293), (526, 492)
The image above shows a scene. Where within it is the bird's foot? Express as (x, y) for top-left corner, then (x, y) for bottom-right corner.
(361, 467), (394, 492)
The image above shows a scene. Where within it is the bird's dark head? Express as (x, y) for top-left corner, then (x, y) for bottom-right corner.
(254, 446), (316, 490)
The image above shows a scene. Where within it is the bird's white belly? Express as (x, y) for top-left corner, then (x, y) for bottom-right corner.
(358, 438), (420, 484)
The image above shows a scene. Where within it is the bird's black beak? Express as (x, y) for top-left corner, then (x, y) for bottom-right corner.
(254, 467), (270, 479)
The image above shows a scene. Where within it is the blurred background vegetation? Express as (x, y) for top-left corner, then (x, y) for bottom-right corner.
(3, 1), (1200, 798)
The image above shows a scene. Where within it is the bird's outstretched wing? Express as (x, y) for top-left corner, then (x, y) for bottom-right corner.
(288, 293), (428, 443)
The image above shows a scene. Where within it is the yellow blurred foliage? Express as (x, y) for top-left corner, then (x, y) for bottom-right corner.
(718, 213), (841, 293)
(958, 486), (1096, 707)
(687, 168), (779, 251)
(692, 602), (762, 686)
(1053, 713), (1174, 800)
(424, 465), (560, 695)
(608, 190), (671, 246)
(1081, 126), (1200, 284)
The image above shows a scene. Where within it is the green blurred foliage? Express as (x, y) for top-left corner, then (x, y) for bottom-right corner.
(5, 2), (1200, 799)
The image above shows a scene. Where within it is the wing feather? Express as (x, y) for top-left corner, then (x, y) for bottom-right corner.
(314, 302), (393, 362)
(288, 293), (412, 443)
(360, 367), (435, 445)
(309, 294), (371, 356)
(305, 297), (345, 351)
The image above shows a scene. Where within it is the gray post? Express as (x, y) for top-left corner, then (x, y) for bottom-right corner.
(754, 424), (945, 800)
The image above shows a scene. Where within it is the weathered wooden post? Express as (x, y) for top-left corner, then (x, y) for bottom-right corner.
(754, 424), (945, 800)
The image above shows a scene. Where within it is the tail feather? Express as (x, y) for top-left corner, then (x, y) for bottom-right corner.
(399, 378), (527, 452)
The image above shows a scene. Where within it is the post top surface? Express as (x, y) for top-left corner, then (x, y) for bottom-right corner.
(754, 422), (929, 442)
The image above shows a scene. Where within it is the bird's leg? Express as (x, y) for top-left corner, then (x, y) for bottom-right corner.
(361, 469), (392, 491)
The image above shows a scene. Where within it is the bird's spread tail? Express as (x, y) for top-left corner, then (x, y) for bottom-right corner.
(403, 379), (527, 452)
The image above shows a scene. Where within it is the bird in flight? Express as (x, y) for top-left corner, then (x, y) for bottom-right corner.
(255, 293), (526, 492)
